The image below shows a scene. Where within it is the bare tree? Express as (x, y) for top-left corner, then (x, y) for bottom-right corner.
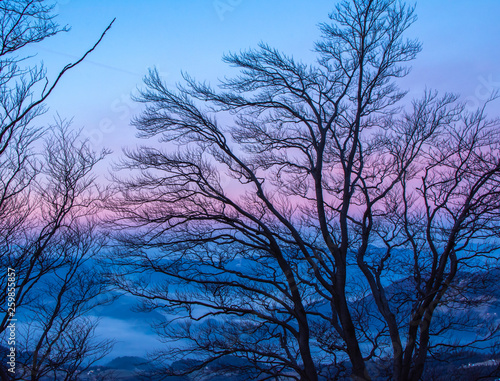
(0, 121), (112, 380)
(0, 2), (114, 380)
(0, 119), (108, 329)
(0, 0), (112, 269)
(109, 0), (500, 380)
(16, 225), (113, 381)
(0, 0), (113, 157)
(13, 124), (113, 381)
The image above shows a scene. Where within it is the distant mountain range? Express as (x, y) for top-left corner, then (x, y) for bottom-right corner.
(4, 261), (500, 380)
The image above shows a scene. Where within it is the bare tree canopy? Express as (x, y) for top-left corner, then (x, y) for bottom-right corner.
(0, 1), (114, 380)
(0, 120), (113, 380)
(109, 0), (500, 380)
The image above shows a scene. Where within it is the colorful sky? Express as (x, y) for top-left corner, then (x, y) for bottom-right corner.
(30, 0), (500, 162)
(28, 0), (500, 360)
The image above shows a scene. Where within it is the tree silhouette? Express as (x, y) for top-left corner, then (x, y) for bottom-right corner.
(8, 124), (113, 381)
(0, 1), (114, 379)
(0, 121), (112, 380)
(110, 0), (500, 380)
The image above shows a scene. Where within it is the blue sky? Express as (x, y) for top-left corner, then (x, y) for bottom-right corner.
(28, 0), (500, 160)
(27, 0), (500, 360)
